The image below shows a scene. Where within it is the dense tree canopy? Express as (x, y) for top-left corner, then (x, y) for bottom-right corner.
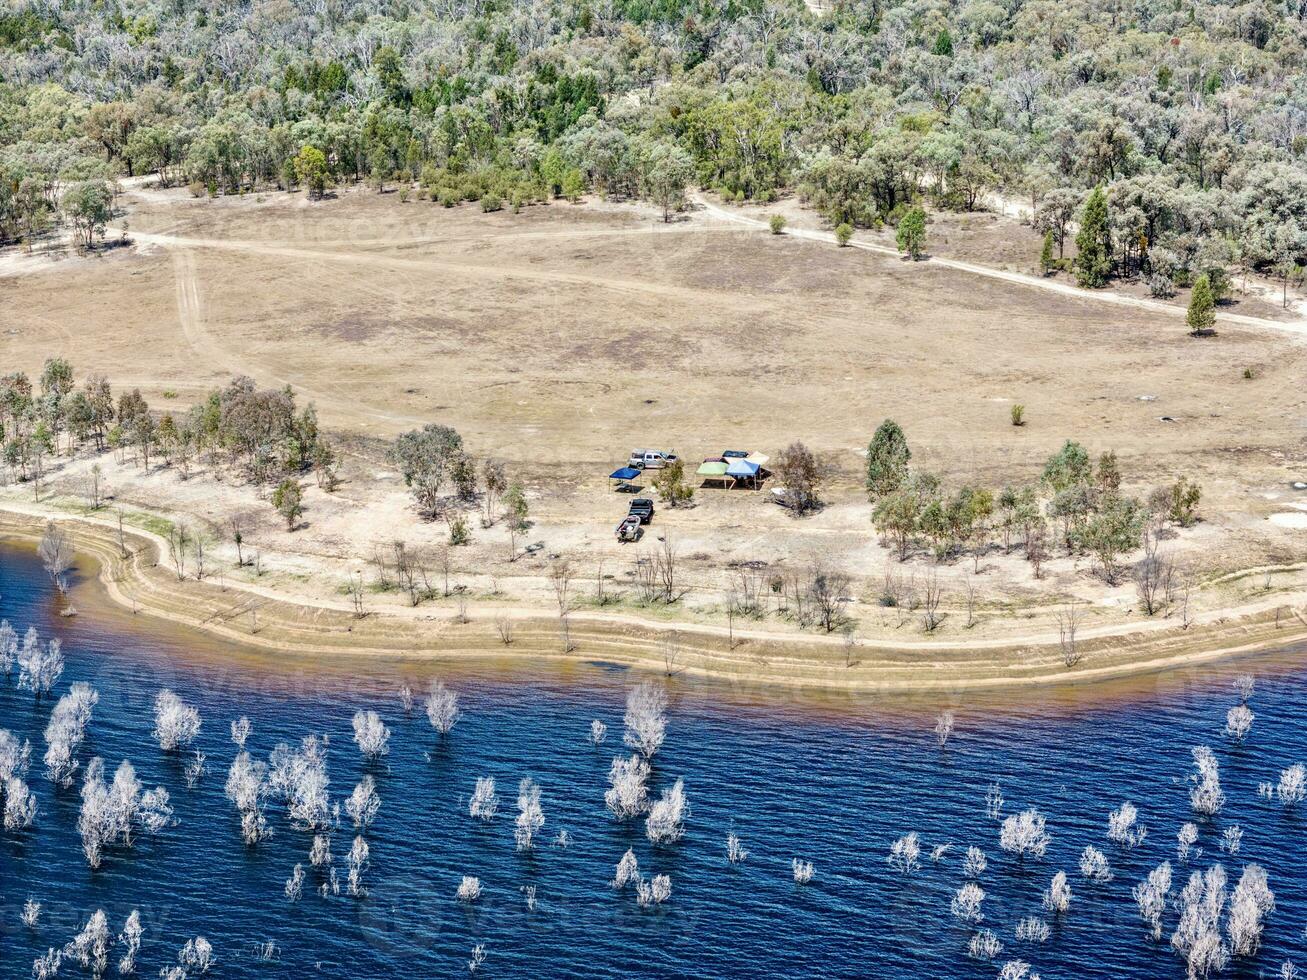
(0, 0), (1303, 286)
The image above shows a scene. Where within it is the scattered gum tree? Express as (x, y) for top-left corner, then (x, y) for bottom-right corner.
(896, 207), (927, 260)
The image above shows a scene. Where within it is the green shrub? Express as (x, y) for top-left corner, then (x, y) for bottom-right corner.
(769, 214), (786, 235)
(480, 193), (502, 212)
(834, 223), (853, 246)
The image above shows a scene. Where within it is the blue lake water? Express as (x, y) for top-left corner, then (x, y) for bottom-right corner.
(1, 543), (1305, 978)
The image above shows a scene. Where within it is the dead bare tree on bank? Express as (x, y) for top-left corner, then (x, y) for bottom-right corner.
(495, 615), (513, 645)
(1135, 533), (1175, 616)
(964, 579), (977, 628)
(809, 563), (850, 633)
(660, 630), (682, 676)
(371, 544), (391, 591)
(38, 522), (74, 593)
(348, 572), (366, 618)
(657, 534), (680, 604)
(550, 560), (574, 617)
(194, 535), (206, 581)
(167, 523), (188, 580)
(841, 623), (857, 667)
(725, 582), (739, 650)
(921, 570), (943, 632)
(1058, 602), (1081, 667)
(116, 508), (127, 557)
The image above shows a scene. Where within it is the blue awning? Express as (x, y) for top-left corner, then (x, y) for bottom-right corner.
(726, 459), (760, 478)
(609, 467), (642, 481)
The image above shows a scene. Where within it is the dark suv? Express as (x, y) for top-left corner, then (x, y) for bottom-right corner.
(627, 498), (655, 524)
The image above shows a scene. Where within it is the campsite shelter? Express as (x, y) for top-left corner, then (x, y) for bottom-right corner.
(609, 466), (642, 491)
(696, 459), (731, 486)
(726, 457), (761, 487)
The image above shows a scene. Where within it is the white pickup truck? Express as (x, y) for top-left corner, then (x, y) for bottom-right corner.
(628, 449), (678, 470)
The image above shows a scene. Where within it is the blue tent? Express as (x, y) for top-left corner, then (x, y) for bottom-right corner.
(609, 466), (642, 481)
(725, 458), (759, 479)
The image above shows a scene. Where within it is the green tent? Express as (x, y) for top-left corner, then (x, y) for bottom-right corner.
(696, 460), (729, 478)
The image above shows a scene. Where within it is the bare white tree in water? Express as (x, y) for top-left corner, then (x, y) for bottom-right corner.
(1234, 674), (1255, 703)
(224, 750), (269, 845)
(398, 685), (414, 714)
(230, 717), (252, 749)
(284, 864), (304, 901)
(1220, 826), (1243, 855)
(17, 629), (63, 696)
(636, 874), (671, 907)
(888, 832), (921, 874)
(117, 909), (142, 974)
(514, 778), (544, 851)
(934, 711), (954, 748)
(1133, 861), (1172, 941)
(347, 836), (370, 897)
(1079, 845), (1113, 883)
(0, 620), (16, 676)
(1107, 801), (1147, 848)
(967, 930), (1002, 961)
(38, 521), (74, 593)
(457, 876), (483, 902)
(1224, 705), (1254, 743)
(1177, 822), (1201, 862)
(1, 731), (37, 830)
(951, 882), (985, 924)
(589, 720), (607, 745)
(1171, 865), (1230, 979)
(985, 783), (1005, 820)
(22, 900), (41, 929)
(792, 859), (814, 884)
(1275, 764), (1305, 806)
(1000, 808), (1051, 861)
(963, 846), (988, 878)
(726, 833), (748, 864)
(623, 682), (668, 759)
(997, 961), (1039, 980)
(179, 936), (214, 973)
(346, 775), (381, 830)
(152, 690), (201, 752)
(352, 710), (391, 760)
(63, 909), (110, 977)
(425, 680), (461, 736)
(77, 758), (172, 868)
(43, 683), (97, 787)
(1227, 864), (1274, 958)
(32, 949), (61, 979)
(604, 754), (651, 820)
(1041, 871), (1071, 915)
(612, 848), (639, 889)
(646, 778), (688, 844)
(1189, 747), (1226, 817)
(1016, 917), (1050, 943)
(469, 777), (498, 820)
(268, 736), (331, 831)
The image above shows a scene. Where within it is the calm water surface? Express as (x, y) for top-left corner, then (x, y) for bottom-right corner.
(1, 545), (1305, 978)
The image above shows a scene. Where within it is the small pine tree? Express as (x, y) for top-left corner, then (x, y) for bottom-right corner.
(1074, 186), (1111, 287)
(1039, 229), (1055, 275)
(1187, 274), (1216, 335)
(835, 223), (854, 247)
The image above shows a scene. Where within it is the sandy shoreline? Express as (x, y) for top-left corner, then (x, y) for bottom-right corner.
(4, 506), (1306, 693)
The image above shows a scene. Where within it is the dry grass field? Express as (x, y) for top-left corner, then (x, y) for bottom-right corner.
(3, 182), (1307, 650)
